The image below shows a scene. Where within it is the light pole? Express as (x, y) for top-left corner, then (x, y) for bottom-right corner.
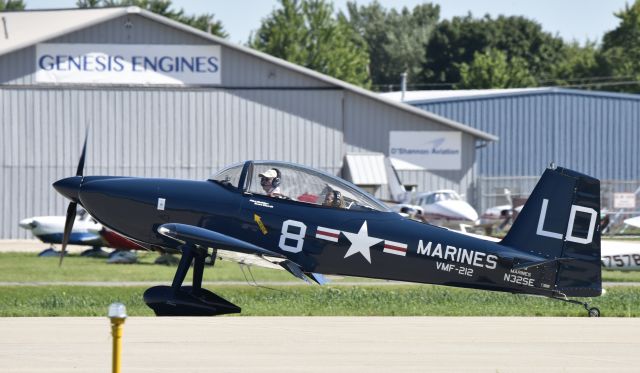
(108, 302), (127, 373)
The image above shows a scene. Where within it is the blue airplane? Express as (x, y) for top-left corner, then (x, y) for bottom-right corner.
(53, 138), (602, 316)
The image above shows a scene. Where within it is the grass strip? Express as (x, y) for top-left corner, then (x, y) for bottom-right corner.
(1, 285), (639, 317)
(0, 252), (294, 282)
(1, 253), (639, 283)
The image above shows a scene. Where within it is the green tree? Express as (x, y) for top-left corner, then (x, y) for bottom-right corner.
(0, 0), (25, 11)
(250, 0), (370, 88)
(548, 41), (598, 87)
(594, 1), (640, 92)
(344, 1), (439, 89)
(457, 48), (536, 89)
(76, 0), (227, 38)
(422, 14), (565, 88)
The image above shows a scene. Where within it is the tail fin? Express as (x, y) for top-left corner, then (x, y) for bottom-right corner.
(501, 166), (601, 297)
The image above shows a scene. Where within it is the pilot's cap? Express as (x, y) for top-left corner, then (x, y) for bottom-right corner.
(259, 169), (278, 178)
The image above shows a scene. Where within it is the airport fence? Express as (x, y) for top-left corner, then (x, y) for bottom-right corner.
(475, 176), (640, 234)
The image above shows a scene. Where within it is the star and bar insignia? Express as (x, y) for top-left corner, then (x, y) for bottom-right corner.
(315, 220), (407, 263)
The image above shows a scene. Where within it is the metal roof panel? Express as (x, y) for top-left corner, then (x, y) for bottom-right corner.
(345, 153), (388, 185)
(380, 87), (640, 104)
(0, 7), (128, 55)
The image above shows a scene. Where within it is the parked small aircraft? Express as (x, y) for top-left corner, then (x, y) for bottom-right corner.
(601, 240), (640, 270)
(624, 216), (640, 229)
(20, 209), (144, 258)
(53, 138), (603, 316)
(477, 189), (524, 234)
(19, 209), (104, 256)
(410, 190), (479, 229)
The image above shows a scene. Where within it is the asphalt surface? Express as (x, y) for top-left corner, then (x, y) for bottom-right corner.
(1, 317), (639, 372)
(1, 241), (638, 372)
(0, 239), (113, 253)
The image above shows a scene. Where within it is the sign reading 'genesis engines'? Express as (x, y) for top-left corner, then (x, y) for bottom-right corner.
(35, 44), (221, 85)
(389, 131), (461, 170)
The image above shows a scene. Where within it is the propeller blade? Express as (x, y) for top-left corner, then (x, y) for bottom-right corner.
(59, 130), (88, 266)
(59, 202), (78, 266)
(75, 132), (88, 177)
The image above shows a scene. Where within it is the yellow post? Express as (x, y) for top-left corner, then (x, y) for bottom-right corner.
(111, 318), (124, 373)
(108, 303), (127, 373)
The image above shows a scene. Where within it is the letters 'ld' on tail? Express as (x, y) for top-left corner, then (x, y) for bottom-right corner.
(500, 166), (601, 297)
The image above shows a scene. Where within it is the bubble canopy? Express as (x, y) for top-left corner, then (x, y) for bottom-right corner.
(210, 161), (391, 213)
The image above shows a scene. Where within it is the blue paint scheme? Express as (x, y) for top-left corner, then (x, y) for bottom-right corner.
(36, 232), (103, 246)
(54, 160), (603, 316)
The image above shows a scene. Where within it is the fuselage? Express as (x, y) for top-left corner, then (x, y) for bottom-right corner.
(69, 175), (554, 295)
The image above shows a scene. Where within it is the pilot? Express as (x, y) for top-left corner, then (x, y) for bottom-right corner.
(323, 189), (344, 208)
(259, 168), (282, 197)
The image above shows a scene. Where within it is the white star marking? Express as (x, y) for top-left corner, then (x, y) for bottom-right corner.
(342, 221), (382, 263)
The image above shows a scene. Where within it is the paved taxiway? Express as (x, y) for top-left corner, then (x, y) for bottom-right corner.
(1, 317), (639, 372)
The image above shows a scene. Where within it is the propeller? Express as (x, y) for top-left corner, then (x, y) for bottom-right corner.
(59, 132), (88, 266)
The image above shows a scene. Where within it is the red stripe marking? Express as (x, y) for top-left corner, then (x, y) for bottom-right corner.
(384, 244), (407, 252)
(318, 230), (340, 238)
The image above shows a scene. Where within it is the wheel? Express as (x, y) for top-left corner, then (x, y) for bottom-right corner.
(588, 307), (600, 317)
(37, 247), (59, 257)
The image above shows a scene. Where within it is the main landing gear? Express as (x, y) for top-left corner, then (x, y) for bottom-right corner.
(143, 245), (241, 316)
(80, 246), (110, 258)
(553, 296), (600, 317)
(38, 246), (61, 257)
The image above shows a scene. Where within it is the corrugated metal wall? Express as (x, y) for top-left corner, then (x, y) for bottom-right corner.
(0, 15), (344, 238)
(413, 91), (640, 180)
(0, 87), (345, 238)
(0, 14), (343, 238)
(0, 13), (480, 238)
(344, 92), (478, 201)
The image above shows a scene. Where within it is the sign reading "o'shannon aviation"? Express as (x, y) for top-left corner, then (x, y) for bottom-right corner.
(389, 131), (462, 170)
(35, 43), (221, 85)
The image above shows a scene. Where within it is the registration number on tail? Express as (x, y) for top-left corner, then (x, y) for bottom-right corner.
(504, 273), (535, 287)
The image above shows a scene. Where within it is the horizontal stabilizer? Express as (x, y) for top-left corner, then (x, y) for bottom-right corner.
(513, 257), (575, 270)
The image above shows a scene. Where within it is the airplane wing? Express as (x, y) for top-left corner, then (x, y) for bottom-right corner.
(158, 223), (284, 259)
(157, 223), (318, 283)
(624, 216), (640, 229)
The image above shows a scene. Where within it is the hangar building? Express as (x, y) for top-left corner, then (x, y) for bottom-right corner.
(0, 7), (496, 238)
(382, 88), (640, 212)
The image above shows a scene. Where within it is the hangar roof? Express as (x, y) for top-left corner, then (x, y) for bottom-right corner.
(380, 87), (640, 104)
(0, 7), (497, 142)
(0, 7), (126, 56)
